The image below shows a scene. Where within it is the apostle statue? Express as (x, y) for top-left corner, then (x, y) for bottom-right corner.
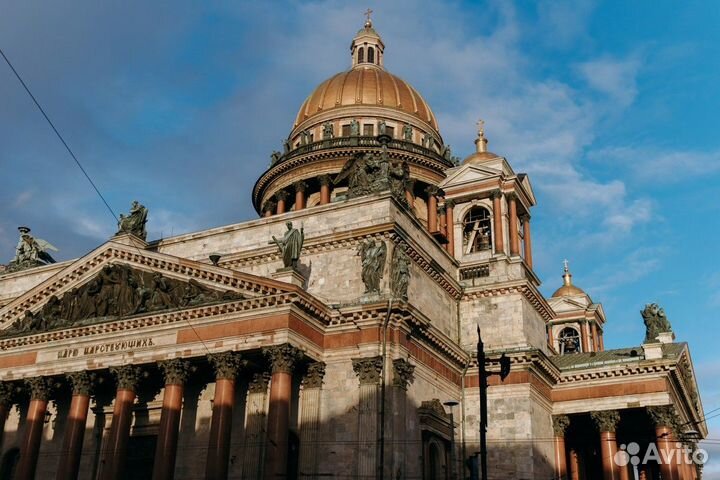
(270, 150), (282, 165)
(641, 303), (673, 343)
(322, 121), (334, 140)
(402, 123), (413, 141)
(377, 119), (387, 136)
(116, 200), (148, 239)
(357, 239), (387, 294)
(7, 227), (58, 272)
(350, 119), (360, 136)
(271, 222), (304, 269)
(391, 245), (411, 300)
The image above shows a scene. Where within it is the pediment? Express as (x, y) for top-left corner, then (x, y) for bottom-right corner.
(439, 163), (502, 189)
(0, 238), (292, 336)
(548, 295), (590, 312)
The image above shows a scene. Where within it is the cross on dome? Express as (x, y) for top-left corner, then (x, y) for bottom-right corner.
(364, 8), (373, 27)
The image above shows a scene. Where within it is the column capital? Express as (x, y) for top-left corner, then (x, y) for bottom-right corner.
(208, 351), (244, 380)
(506, 191), (518, 202)
(352, 356), (383, 385)
(26, 377), (53, 401)
(424, 185), (441, 196)
(263, 199), (277, 213)
(437, 204), (446, 215)
(66, 371), (94, 396)
(552, 414), (571, 436)
(294, 180), (308, 192)
(490, 189), (503, 200)
(110, 365), (142, 392)
(647, 405), (679, 429)
(302, 362), (327, 389)
(520, 213), (531, 222)
(263, 343), (303, 374)
(275, 190), (290, 202)
(445, 199), (456, 209)
(159, 359), (191, 386)
(318, 174), (332, 186)
(0, 382), (14, 406)
(591, 409), (621, 432)
(248, 372), (271, 393)
(392, 359), (415, 390)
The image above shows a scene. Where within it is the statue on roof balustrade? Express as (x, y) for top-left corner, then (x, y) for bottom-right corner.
(116, 200), (148, 239)
(5, 227), (58, 273)
(641, 303), (673, 343)
(271, 221), (304, 269)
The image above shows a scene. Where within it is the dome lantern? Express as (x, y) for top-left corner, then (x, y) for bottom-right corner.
(351, 10), (385, 68)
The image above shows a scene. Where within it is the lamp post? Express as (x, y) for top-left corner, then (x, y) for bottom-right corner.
(444, 400), (459, 479)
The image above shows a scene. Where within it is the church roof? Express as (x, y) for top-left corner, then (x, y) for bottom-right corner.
(551, 343), (686, 371)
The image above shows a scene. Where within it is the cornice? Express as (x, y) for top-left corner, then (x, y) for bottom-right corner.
(462, 280), (555, 321)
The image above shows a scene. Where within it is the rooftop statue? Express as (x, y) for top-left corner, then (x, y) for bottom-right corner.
(377, 119), (387, 136)
(641, 303), (673, 343)
(6, 227), (58, 273)
(335, 152), (409, 207)
(357, 239), (386, 294)
(116, 200), (148, 240)
(402, 123), (413, 141)
(350, 119), (360, 136)
(322, 121), (334, 140)
(271, 221), (304, 269)
(270, 150), (282, 165)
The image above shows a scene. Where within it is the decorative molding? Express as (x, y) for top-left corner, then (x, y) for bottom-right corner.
(26, 377), (53, 401)
(110, 365), (142, 392)
(392, 358), (415, 390)
(159, 358), (191, 385)
(590, 409), (621, 432)
(302, 362), (326, 389)
(66, 371), (94, 396)
(248, 372), (271, 393)
(352, 356), (383, 385)
(552, 414), (571, 436)
(263, 343), (303, 374)
(208, 351), (244, 380)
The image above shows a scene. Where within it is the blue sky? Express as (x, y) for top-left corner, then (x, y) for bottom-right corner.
(1, 0), (719, 474)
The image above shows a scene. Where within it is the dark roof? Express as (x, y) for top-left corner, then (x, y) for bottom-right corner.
(551, 343), (686, 371)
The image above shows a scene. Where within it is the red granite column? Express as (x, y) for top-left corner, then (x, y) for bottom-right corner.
(591, 410), (622, 480)
(648, 406), (681, 480)
(262, 344), (303, 480)
(521, 214), (533, 268)
(508, 193), (521, 256)
(152, 359), (190, 480)
(591, 323), (600, 353)
(582, 322), (592, 352)
(263, 200), (276, 218)
(445, 200), (455, 256)
(0, 382), (13, 450)
(294, 181), (307, 210)
(553, 415), (570, 479)
(17, 377), (52, 480)
(405, 179), (415, 210)
(101, 365), (141, 480)
(206, 352), (243, 480)
(425, 186), (439, 233)
(275, 191), (289, 215)
(438, 204), (447, 237)
(491, 190), (505, 254)
(319, 175), (332, 205)
(56, 372), (93, 480)
(568, 448), (580, 480)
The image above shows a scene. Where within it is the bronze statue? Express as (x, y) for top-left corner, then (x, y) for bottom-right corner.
(391, 245), (411, 300)
(116, 201), (148, 239)
(6, 227), (58, 273)
(350, 119), (360, 136)
(422, 132), (434, 149)
(641, 303), (673, 343)
(377, 119), (387, 135)
(300, 130), (310, 145)
(357, 240), (387, 294)
(322, 122), (334, 139)
(283, 138), (291, 153)
(271, 222), (304, 269)
(402, 123), (413, 141)
(270, 151), (282, 165)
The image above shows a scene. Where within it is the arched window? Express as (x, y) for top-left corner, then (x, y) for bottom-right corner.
(462, 206), (492, 254)
(558, 327), (581, 354)
(358, 47), (364, 64)
(368, 47), (375, 64)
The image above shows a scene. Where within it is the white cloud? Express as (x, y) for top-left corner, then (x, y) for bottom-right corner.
(576, 56), (641, 107)
(589, 146), (720, 182)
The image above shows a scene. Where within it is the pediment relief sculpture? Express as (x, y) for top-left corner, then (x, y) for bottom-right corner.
(1, 263), (243, 337)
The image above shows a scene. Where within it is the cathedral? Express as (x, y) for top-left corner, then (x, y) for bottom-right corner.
(0, 18), (706, 480)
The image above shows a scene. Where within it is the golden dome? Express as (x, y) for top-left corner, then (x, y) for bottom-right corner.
(463, 151), (501, 164)
(551, 261), (587, 297)
(293, 67), (439, 133)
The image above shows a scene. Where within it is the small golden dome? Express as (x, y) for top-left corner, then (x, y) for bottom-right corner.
(463, 151), (501, 164)
(551, 260), (587, 297)
(462, 119), (501, 164)
(292, 67), (439, 133)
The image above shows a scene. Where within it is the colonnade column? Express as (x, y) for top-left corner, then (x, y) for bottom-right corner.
(388, 359), (414, 479)
(521, 214), (533, 268)
(438, 204), (447, 239)
(648, 406), (681, 480)
(101, 365), (142, 480)
(294, 181), (308, 210)
(582, 321), (592, 352)
(352, 356), (383, 480)
(405, 179), (415, 210)
(240, 372), (271, 479)
(263, 200), (277, 218)
(275, 191), (289, 215)
(56, 372), (93, 480)
(552, 415), (570, 480)
(153, 359), (190, 480)
(491, 190), (505, 254)
(508, 193), (520, 256)
(445, 200), (455, 256)
(17, 377), (52, 480)
(568, 447), (580, 480)
(0, 382), (13, 450)
(297, 362), (326, 480)
(206, 351), (244, 480)
(591, 410), (622, 480)
(319, 175), (332, 205)
(262, 343), (303, 480)
(426, 186), (439, 233)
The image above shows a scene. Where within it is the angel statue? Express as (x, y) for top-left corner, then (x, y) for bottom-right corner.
(357, 239), (387, 294)
(641, 303), (673, 343)
(6, 226), (58, 273)
(271, 221), (304, 269)
(116, 200), (148, 239)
